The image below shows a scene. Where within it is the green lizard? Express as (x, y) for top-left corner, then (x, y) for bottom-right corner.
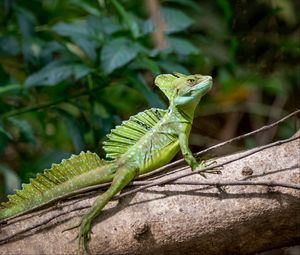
(0, 73), (213, 253)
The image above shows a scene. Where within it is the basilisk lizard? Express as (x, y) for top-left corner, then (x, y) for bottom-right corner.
(0, 73), (213, 253)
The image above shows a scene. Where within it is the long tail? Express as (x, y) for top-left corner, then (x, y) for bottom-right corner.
(0, 151), (114, 220)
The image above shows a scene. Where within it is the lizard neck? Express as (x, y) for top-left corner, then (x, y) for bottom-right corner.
(169, 101), (195, 124)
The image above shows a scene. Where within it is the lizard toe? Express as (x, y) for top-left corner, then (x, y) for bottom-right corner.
(78, 217), (93, 255)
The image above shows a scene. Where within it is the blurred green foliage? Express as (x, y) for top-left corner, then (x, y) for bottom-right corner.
(0, 0), (299, 198)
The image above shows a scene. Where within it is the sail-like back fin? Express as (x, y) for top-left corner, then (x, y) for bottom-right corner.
(0, 151), (106, 217)
(103, 108), (166, 159)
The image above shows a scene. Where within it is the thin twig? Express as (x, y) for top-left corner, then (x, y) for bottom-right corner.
(1, 86), (104, 120)
(0, 206), (90, 245)
(145, 0), (168, 49)
(195, 109), (300, 157)
(132, 178), (300, 190)
(258, 94), (288, 144)
(131, 164), (299, 187)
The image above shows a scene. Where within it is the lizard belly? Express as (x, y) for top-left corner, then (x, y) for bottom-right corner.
(130, 139), (180, 175)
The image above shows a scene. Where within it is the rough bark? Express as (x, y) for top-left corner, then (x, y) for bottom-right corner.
(0, 131), (299, 255)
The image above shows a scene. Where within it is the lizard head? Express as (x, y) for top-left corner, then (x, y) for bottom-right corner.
(172, 73), (212, 106)
(155, 73), (212, 108)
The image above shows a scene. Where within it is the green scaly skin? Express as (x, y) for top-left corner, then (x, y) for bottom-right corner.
(0, 73), (213, 254)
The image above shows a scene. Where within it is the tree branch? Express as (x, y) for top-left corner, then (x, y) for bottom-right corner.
(133, 175), (300, 190)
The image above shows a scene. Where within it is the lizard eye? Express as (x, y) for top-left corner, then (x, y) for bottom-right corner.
(187, 78), (195, 85)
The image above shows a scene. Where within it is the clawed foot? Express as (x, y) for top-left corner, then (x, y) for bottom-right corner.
(192, 161), (222, 178)
(62, 217), (92, 255)
(77, 217), (92, 255)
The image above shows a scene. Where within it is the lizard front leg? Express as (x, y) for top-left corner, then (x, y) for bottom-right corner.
(179, 132), (205, 171)
(178, 132), (219, 176)
(76, 166), (139, 254)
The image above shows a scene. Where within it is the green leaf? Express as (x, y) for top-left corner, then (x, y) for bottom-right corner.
(25, 61), (93, 87)
(129, 56), (161, 75)
(263, 77), (286, 95)
(0, 164), (21, 195)
(143, 7), (194, 35)
(9, 118), (36, 144)
(167, 37), (200, 55)
(244, 137), (257, 149)
(52, 21), (91, 38)
(15, 6), (36, 38)
(142, 19), (154, 35)
(161, 7), (194, 33)
(101, 38), (140, 74)
(69, 0), (101, 16)
(0, 36), (20, 56)
(0, 84), (21, 95)
(157, 60), (189, 74)
(87, 16), (121, 35)
(163, 0), (203, 12)
(52, 21), (98, 60)
(73, 38), (98, 61)
(55, 108), (84, 153)
(128, 75), (166, 108)
(217, 0), (233, 24)
(278, 125), (296, 139)
(0, 124), (12, 139)
(52, 17), (122, 61)
(111, 0), (140, 38)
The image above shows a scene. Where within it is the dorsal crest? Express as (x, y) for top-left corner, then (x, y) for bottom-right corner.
(0, 152), (106, 215)
(103, 108), (166, 159)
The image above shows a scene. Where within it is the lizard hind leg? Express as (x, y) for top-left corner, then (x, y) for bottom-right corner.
(76, 166), (139, 254)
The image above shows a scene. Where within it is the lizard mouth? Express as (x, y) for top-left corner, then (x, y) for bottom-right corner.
(196, 75), (212, 84)
(190, 76), (212, 91)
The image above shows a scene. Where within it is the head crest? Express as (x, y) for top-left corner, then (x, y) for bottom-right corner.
(154, 73), (187, 101)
